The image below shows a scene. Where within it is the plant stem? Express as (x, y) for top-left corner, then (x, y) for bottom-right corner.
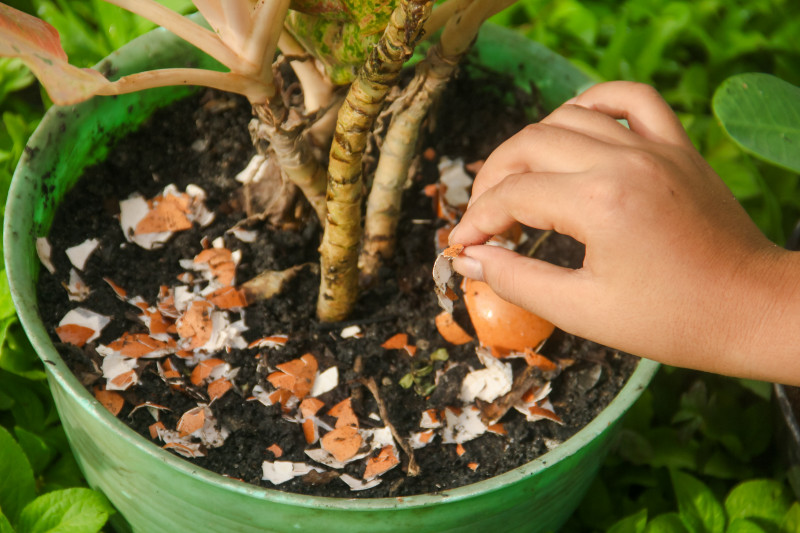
(359, 43), (462, 284)
(99, 68), (272, 103)
(102, 0), (242, 72)
(317, 0), (434, 322)
(359, 0), (517, 282)
(251, 95), (329, 224)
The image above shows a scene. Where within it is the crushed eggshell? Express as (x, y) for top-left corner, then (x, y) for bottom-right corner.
(98, 332), (176, 359)
(340, 473), (381, 491)
(248, 335), (288, 349)
(36, 237), (56, 274)
(310, 366), (338, 397)
(435, 311), (473, 345)
(363, 445), (400, 480)
(190, 358), (227, 385)
(460, 347), (513, 403)
(381, 333), (408, 350)
(56, 308), (111, 347)
(208, 378), (233, 402)
(177, 406), (206, 437)
(340, 325), (363, 339)
(420, 409), (442, 429)
(268, 353), (318, 399)
(328, 398), (359, 428)
(262, 461), (323, 485)
(120, 184), (213, 250)
(438, 157), (473, 210)
(441, 405), (488, 444)
(93, 387), (124, 416)
(267, 443), (284, 458)
(229, 226), (258, 243)
(320, 425), (363, 462)
(63, 269), (91, 302)
(65, 238), (99, 270)
(433, 245), (463, 314)
(410, 430), (436, 449)
(102, 353), (139, 391)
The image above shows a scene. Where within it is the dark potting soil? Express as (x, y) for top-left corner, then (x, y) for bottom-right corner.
(37, 65), (639, 498)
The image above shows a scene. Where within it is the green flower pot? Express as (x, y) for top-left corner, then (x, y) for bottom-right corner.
(5, 19), (659, 533)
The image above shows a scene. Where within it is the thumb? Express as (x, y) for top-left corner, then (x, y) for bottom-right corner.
(452, 244), (586, 327)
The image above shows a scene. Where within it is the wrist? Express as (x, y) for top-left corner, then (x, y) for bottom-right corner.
(725, 246), (800, 384)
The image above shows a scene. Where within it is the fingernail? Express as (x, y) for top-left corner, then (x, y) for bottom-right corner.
(447, 224), (460, 245)
(564, 96), (578, 105)
(452, 255), (484, 282)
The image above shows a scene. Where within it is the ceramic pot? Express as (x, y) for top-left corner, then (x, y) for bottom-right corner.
(5, 17), (659, 533)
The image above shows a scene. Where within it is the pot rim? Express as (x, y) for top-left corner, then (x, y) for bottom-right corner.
(4, 19), (659, 511)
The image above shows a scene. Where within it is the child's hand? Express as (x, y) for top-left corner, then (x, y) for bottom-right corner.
(449, 81), (800, 384)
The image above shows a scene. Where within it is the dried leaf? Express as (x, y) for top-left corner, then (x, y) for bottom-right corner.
(0, 4), (110, 105)
(240, 264), (311, 302)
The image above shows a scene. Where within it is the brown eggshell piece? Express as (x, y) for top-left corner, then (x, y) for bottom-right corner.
(462, 279), (555, 355)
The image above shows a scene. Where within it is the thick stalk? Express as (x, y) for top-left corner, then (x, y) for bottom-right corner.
(359, 0), (518, 282)
(251, 96), (328, 223)
(359, 44), (461, 283)
(317, 0), (433, 322)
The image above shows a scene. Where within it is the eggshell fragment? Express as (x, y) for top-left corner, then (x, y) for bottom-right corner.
(300, 398), (325, 418)
(321, 425), (363, 462)
(208, 378), (233, 402)
(93, 387), (124, 416)
(460, 347), (513, 403)
(177, 406), (205, 437)
(328, 398), (358, 428)
(190, 358), (226, 385)
(462, 279), (555, 355)
(62, 269), (90, 302)
(435, 311), (473, 345)
(381, 333), (408, 350)
(248, 335), (288, 349)
(340, 474), (381, 491)
(36, 237), (56, 274)
(268, 353), (318, 399)
(101, 332), (176, 359)
(363, 445), (400, 480)
(56, 308), (110, 347)
(65, 238), (99, 270)
(267, 444), (283, 458)
(310, 366), (338, 397)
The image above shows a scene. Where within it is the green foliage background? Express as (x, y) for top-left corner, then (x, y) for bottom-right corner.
(1, 0), (798, 531)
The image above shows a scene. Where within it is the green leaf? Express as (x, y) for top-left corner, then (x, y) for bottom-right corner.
(430, 348), (449, 362)
(0, 511), (14, 533)
(779, 503), (800, 533)
(645, 513), (689, 533)
(0, 271), (15, 320)
(398, 373), (414, 389)
(713, 73), (800, 173)
(0, 425), (36, 524)
(724, 479), (792, 526)
(726, 518), (768, 533)
(0, 321), (46, 381)
(17, 488), (113, 533)
(14, 426), (56, 476)
(671, 470), (725, 533)
(608, 508), (648, 533)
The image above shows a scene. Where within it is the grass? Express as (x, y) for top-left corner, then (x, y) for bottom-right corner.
(1, 1), (798, 531)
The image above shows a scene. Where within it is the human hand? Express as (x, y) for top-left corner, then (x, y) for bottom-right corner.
(449, 81), (800, 383)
